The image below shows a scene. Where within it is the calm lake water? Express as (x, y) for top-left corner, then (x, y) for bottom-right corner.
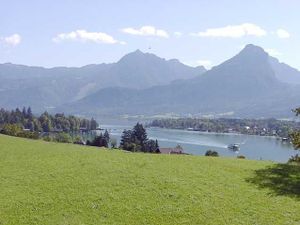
(100, 123), (298, 163)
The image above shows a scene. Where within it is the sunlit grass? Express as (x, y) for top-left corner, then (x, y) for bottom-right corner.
(0, 134), (299, 225)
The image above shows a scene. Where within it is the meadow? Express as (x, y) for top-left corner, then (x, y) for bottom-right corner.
(0, 134), (299, 225)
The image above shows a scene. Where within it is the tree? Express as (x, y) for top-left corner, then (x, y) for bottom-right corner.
(119, 130), (134, 151)
(41, 118), (52, 132)
(54, 132), (72, 143)
(33, 119), (42, 132)
(205, 150), (219, 157)
(290, 132), (300, 149)
(119, 125), (159, 153)
(145, 139), (157, 153)
(91, 133), (108, 147)
(132, 123), (148, 150)
(26, 121), (35, 131)
(290, 108), (300, 149)
(27, 107), (33, 120)
(1, 124), (22, 136)
(104, 130), (110, 144)
(22, 107), (27, 118)
(90, 118), (98, 130)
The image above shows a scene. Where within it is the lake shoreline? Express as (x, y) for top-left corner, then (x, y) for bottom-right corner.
(102, 124), (297, 162)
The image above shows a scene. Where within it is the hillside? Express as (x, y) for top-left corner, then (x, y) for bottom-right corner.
(0, 134), (299, 225)
(0, 51), (205, 112)
(269, 56), (300, 84)
(62, 44), (300, 118)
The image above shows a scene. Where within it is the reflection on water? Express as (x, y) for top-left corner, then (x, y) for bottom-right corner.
(100, 124), (297, 163)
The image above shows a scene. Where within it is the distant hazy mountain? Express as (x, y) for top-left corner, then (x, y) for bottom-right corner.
(62, 44), (300, 118)
(0, 51), (205, 111)
(269, 57), (300, 84)
(105, 50), (206, 89)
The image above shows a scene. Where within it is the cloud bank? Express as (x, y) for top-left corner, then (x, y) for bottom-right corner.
(53, 30), (125, 44)
(1, 34), (21, 46)
(121, 26), (169, 38)
(276, 29), (290, 39)
(192, 23), (267, 38)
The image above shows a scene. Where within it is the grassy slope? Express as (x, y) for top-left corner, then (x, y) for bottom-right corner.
(0, 134), (299, 225)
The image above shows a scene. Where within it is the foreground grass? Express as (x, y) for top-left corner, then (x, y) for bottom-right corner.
(0, 135), (299, 225)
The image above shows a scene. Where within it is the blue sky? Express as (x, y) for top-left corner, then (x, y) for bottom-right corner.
(0, 0), (299, 69)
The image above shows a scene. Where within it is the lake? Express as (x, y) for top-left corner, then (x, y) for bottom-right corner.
(100, 123), (298, 163)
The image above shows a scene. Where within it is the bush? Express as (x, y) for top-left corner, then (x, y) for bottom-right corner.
(237, 155), (246, 159)
(86, 140), (92, 146)
(18, 131), (39, 139)
(53, 133), (72, 143)
(73, 136), (85, 145)
(1, 124), (39, 139)
(43, 135), (52, 142)
(88, 134), (108, 147)
(1, 124), (22, 136)
(205, 150), (219, 157)
(288, 154), (300, 163)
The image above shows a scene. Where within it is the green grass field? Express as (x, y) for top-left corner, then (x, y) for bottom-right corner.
(0, 134), (299, 225)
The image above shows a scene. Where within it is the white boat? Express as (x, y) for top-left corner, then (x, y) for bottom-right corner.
(228, 143), (240, 151)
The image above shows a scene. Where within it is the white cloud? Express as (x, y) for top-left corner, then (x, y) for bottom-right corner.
(53, 30), (125, 44)
(265, 48), (282, 56)
(1, 34), (21, 46)
(174, 31), (183, 37)
(276, 29), (290, 39)
(192, 23), (267, 38)
(121, 26), (169, 38)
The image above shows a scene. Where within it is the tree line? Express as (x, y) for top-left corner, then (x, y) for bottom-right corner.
(147, 117), (300, 138)
(0, 107), (98, 133)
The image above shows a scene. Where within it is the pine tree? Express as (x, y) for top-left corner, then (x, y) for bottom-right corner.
(104, 129), (110, 144)
(90, 118), (98, 130)
(119, 130), (134, 151)
(22, 107), (27, 118)
(133, 123), (148, 150)
(27, 107), (33, 120)
(145, 139), (156, 153)
(91, 133), (108, 148)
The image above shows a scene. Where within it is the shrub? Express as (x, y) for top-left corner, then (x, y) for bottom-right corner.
(288, 154), (300, 164)
(43, 135), (53, 142)
(205, 150), (219, 157)
(237, 155), (246, 159)
(1, 124), (22, 136)
(73, 137), (85, 145)
(53, 133), (72, 143)
(1, 124), (39, 139)
(86, 140), (92, 146)
(89, 134), (108, 147)
(18, 131), (39, 139)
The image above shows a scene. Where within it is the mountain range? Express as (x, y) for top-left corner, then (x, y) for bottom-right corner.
(1, 44), (300, 118)
(0, 51), (205, 111)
